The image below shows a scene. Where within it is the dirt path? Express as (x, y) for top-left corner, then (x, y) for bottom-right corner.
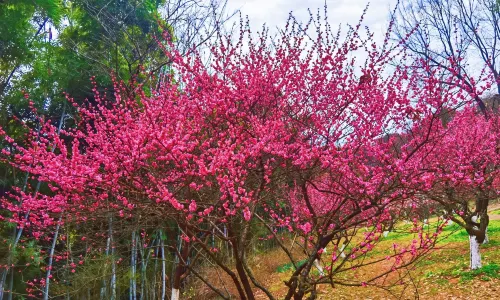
(488, 202), (500, 220)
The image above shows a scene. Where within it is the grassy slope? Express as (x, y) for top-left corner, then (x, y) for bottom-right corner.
(268, 216), (500, 299)
(193, 209), (500, 299)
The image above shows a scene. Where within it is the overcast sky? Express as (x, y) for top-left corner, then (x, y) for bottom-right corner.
(219, 0), (399, 76)
(224, 0), (398, 42)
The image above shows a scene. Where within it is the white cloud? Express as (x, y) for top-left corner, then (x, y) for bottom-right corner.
(224, 0), (398, 42)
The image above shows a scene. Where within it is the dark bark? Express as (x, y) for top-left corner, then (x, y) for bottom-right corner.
(228, 224), (255, 300)
(172, 238), (190, 291)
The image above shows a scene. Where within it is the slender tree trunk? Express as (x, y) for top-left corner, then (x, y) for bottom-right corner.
(65, 230), (73, 300)
(160, 233), (166, 300)
(134, 234), (138, 299)
(223, 225), (230, 258)
(5, 266), (14, 300)
(153, 236), (158, 300)
(110, 218), (116, 300)
(43, 218), (62, 300)
(130, 231), (137, 300)
(0, 267), (6, 300)
(140, 236), (149, 300)
(101, 218), (112, 300)
(110, 248), (117, 300)
(171, 230), (182, 300)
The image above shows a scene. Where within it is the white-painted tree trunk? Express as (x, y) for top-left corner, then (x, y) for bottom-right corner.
(339, 244), (346, 258)
(313, 259), (325, 276)
(469, 235), (482, 270)
(483, 228), (489, 244)
(423, 219), (429, 228)
(383, 231), (389, 237)
(171, 288), (180, 300)
(442, 216), (453, 226)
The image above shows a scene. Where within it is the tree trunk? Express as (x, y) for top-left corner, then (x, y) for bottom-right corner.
(483, 228), (489, 244)
(172, 230), (191, 300)
(171, 288), (180, 300)
(469, 235), (482, 270)
(101, 217), (113, 300)
(229, 233), (254, 300)
(160, 233), (166, 300)
(153, 236), (158, 300)
(0, 269), (6, 300)
(313, 259), (324, 276)
(339, 244), (346, 258)
(140, 235), (151, 300)
(6, 268), (14, 300)
(110, 218), (116, 300)
(43, 219), (62, 300)
(130, 231), (137, 300)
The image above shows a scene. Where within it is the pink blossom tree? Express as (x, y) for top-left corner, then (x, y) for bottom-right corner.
(416, 105), (500, 269)
(0, 7), (494, 300)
